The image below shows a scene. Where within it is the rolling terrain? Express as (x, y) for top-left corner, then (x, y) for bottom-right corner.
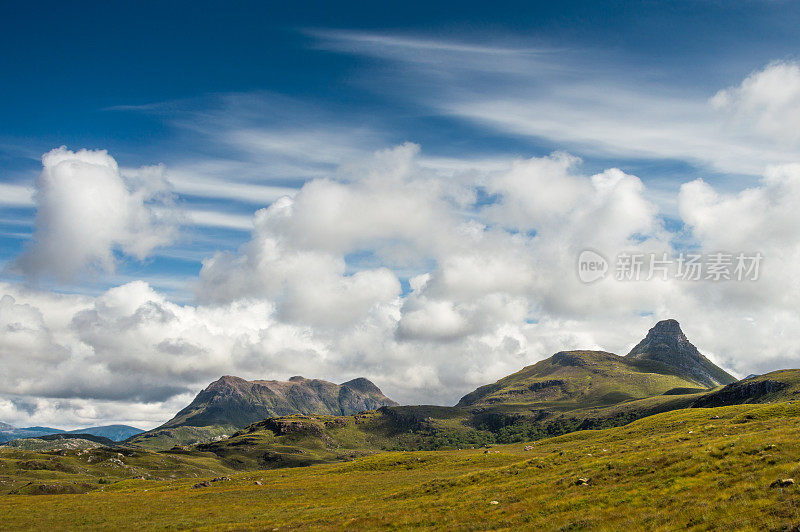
(3, 401), (800, 529)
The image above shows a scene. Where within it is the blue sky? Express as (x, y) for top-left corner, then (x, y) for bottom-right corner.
(3, 1), (800, 300)
(4, 1), (800, 427)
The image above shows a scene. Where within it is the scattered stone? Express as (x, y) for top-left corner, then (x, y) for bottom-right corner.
(192, 481), (212, 489)
(211, 476), (231, 482)
(575, 477), (589, 486)
(770, 478), (795, 488)
(254, 481), (263, 486)
(710, 415), (720, 419)
(489, 500), (499, 505)
(524, 445), (534, 451)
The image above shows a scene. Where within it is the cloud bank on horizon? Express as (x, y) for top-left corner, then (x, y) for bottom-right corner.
(2, 19), (800, 429)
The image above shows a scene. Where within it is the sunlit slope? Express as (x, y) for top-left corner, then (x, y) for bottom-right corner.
(457, 350), (709, 407)
(4, 401), (800, 530)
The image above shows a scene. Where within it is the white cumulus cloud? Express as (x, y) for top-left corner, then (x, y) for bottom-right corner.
(712, 61), (800, 145)
(12, 147), (177, 280)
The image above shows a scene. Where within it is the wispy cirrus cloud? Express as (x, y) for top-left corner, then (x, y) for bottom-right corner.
(0, 183), (33, 206)
(310, 30), (800, 176)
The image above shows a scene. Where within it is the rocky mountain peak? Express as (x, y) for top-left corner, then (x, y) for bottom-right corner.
(650, 318), (684, 336)
(341, 377), (383, 395)
(629, 319), (693, 358)
(626, 319), (736, 387)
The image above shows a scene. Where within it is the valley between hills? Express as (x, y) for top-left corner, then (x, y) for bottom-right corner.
(2, 319), (800, 530)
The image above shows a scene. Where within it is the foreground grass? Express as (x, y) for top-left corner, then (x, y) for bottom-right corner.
(3, 402), (800, 530)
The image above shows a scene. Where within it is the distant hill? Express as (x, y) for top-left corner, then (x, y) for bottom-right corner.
(128, 375), (398, 448)
(626, 319), (736, 387)
(66, 425), (144, 441)
(1, 433), (116, 450)
(0, 425), (142, 444)
(0, 426), (64, 444)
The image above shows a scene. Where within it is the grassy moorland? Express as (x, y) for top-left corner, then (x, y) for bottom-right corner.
(0, 446), (234, 496)
(3, 401), (800, 530)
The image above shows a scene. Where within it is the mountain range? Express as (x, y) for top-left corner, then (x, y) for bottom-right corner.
(5, 318), (757, 462)
(0, 424), (144, 444)
(125, 319), (746, 456)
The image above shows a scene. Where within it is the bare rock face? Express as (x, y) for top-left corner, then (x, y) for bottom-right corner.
(155, 375), (398, 431)
(626, 319), (736, 388)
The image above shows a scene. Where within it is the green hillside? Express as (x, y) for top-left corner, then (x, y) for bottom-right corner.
(457, 349), (709, 407)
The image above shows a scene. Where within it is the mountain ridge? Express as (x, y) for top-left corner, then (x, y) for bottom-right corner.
(127, 375), (398, 448)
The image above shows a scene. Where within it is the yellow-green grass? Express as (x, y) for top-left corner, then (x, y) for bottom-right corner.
(0, 446), (234, 496)
(3, 401), (800, 530)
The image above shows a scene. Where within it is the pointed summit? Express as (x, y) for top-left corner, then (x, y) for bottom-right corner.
(626, 319), (736, 387)
(650, 318), (683, 335)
